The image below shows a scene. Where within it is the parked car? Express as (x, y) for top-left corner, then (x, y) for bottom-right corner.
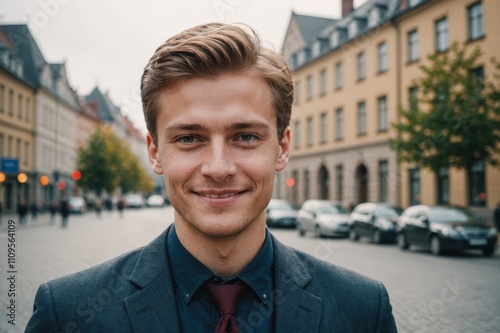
(297, 200), (350, 238)
(146, 194), (165, 208)
(125, 194), (145, 208)
(397, 205), (498, 256)
(265, 199), (298, 228)
(349, 203), (403, 244)
(68, 196), (86, 214)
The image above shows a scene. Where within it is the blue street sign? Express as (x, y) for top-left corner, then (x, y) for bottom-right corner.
(0, 158), (19, 174)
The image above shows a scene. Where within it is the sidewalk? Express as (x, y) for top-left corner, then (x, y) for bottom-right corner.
(0, 212), (56, 233)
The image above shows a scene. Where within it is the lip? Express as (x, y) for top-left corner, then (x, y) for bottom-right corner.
(194, 190), (246, 206)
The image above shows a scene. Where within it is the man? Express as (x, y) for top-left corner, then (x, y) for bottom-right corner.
(25, 23), (397, 332)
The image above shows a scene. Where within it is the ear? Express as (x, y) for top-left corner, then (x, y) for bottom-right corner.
(276, 126), (290, 172)
(146, 133), (164, 175)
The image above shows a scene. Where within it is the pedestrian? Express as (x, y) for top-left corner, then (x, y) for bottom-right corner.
(117, 196), (125, 217)
(494, 202), (500, 234)
(17, 198), (28, 225)
(94, 197), (103, 217)
(48, 201), (58, 223)
(59, 196), (70, 228)
(30, 200), (38, 221)
(25, 22), (397, 332)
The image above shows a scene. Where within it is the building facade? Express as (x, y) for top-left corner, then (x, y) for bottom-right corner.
(280, 0), (500, 209)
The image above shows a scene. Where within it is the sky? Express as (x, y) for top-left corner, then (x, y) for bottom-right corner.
(1, 0), (367, 134)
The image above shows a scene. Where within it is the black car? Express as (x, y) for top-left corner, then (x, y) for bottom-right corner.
(349, 203), (403, 244)
(397, 205), (498, 256)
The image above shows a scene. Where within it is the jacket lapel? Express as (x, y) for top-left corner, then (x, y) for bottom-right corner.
(123, 227), (181, 333)
(272, 236), (323, 333)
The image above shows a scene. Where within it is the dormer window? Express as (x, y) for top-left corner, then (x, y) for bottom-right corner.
(331, 27), (347, 48)
(312, 40), (321, 58)
(348, 20), (358, 38)
(369, 7), (380, 27)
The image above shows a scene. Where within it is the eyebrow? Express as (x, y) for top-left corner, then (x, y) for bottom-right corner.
(165, 121), (271, 133)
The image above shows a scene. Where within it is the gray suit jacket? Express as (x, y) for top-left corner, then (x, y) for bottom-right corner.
(25, 227), (397, 332)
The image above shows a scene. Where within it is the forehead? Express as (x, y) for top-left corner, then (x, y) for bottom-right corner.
(156, 73), (276, 128)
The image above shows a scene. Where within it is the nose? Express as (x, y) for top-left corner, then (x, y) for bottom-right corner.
(200, 139), (237, 180)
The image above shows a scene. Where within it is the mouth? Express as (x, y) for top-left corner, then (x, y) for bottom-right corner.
(193, 190), (247, 204)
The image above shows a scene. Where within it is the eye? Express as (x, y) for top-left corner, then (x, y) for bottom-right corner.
(178, 135), (198, 143)
(239, 133), (258, 142)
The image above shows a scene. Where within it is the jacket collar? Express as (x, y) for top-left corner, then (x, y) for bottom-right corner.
(122, 227), (323, 333)
(272, 235), (323, 333)
(124, 225), (181, 333)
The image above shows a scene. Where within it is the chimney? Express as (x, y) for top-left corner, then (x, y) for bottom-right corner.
(89, 102), (98, 112)
(400, 0), (409, 10)
(342, 0), (354, 17)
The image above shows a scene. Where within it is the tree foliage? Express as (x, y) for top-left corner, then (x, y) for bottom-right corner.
(390, 42), (500, 172)
(78, 126), (154, 195)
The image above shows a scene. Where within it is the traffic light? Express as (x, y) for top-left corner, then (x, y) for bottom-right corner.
(40, 175), (50, 186)
(17, 172), (28, 184)
(286, 178), (295, 187)
(57, 180), (66, 191)
(71, 170), (82, 181)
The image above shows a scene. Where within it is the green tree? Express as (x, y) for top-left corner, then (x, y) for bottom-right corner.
(77, 127), (115, 195)
(78, 126), (154, 195)
(390, 42), (500, 175)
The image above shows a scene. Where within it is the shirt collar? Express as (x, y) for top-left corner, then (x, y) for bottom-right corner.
(167, 225), (274, 304)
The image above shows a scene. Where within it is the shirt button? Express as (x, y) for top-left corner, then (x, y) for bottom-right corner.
(214, 277), (220, 282)
(263, 294), (268, 299)
(185, 293), (190, 299)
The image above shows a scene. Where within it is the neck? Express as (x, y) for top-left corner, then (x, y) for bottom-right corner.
(174, 216), (266, 278)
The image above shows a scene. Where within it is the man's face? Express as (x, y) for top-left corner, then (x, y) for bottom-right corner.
(147, 73), (290, 239)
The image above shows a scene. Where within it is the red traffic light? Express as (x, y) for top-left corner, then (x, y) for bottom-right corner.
(57, 181), (66, 191)
(286, 178), (295, 187)
(72, 170), (82, 181)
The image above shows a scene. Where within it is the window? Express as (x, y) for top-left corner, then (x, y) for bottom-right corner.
(7, 136), (12, 157)
(358, 102), (367, 135)
(409, 86), (419, 112)
(335, 62), (343, 89)
(408, 30), (418, 62)
(435, 17), (448, 52)
(336, 165), (344, 201)
(320, 69), (327, 96)
(295, 81), (301, 104)
(307, 117), (313, 146)
(17, 94), (23, 119)
(16, 138), (21, 159)
(25, 97), (30, 121)
(378, 160), (388, 202)
(0, 134), (3, 157)
(24, 141), (29, 166)
(437, 167), (449, 204)
(304, 170), (310, 200)
(320, 112), (327, 144)
(294, 120), (301, 149)
(335, 108), (344, 140)
(291, 170), (299, 204)
(357, 52), (366, 81)
(8, 89), (14, 116)
(306, 75), (313, 100)
(468, 2), (484, 41)
(469, 160), (486, 206)
(378, 96), (388, 132)
(409, 168), (420, 205)
(377, 42), (387, 73)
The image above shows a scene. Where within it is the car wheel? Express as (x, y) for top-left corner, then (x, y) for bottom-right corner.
(350, 229), (359, 241)
(430, 235), (443, 256)
(481, 246), (495, 257)
(398, 233), (409, 250)
(372, 229), (382, 244)
(314, 225), (324, 238)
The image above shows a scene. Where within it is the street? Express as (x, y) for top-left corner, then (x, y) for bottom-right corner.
(1, 206), (499, 333)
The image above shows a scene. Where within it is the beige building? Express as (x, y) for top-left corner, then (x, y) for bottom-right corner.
(280, 0), (500, 209)
(0, 29), (36, 211)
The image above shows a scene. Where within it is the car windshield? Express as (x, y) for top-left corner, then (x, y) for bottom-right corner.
(270, 201), (297, 211)
(318, 205), (347, 214)
(429, 207), (478, 224)
(375, 206), (401, 218)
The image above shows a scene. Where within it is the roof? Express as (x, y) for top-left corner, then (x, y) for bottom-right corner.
(293, 12), (337, 46)
(85, 86), (121, 123)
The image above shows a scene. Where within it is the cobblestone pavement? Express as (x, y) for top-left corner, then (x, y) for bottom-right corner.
(0, 207), (499, 332)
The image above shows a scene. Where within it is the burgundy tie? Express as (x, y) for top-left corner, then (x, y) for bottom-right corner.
(205, 282), (246, 333)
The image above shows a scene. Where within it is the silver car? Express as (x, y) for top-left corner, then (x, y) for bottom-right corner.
(297, 200), (350, 238)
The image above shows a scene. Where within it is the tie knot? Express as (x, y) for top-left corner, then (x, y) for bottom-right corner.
(205, 282), (246, 315)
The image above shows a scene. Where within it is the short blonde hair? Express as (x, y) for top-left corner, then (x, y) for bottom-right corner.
(141, 22), (294, 145)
